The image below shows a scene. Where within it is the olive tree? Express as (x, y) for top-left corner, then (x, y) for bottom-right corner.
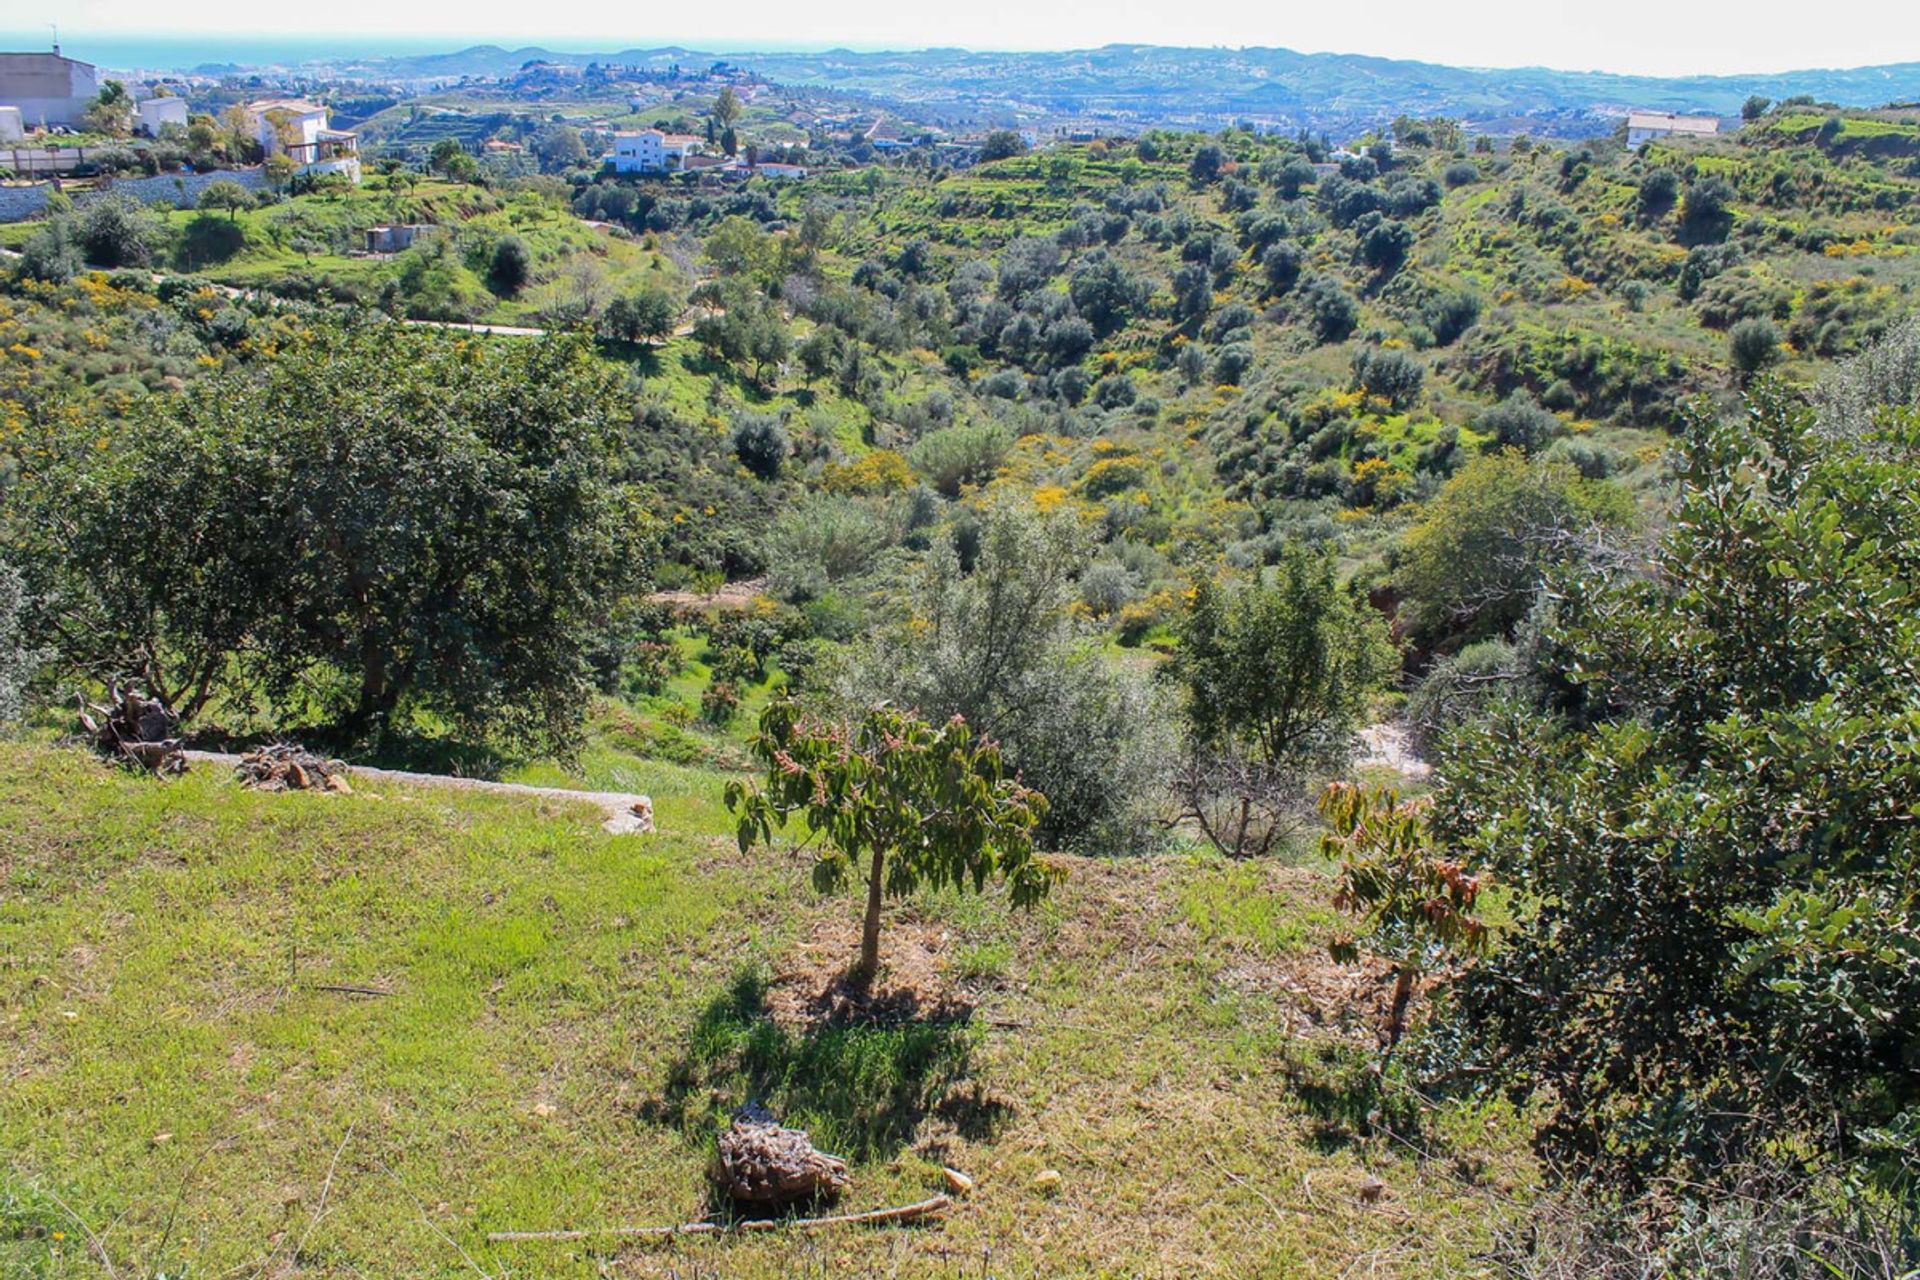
(726, 700), (1059, 981)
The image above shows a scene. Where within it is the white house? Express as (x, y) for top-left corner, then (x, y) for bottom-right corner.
(0, 50), (98, 129)
(606, 129), (703, 173)
(134, 95), (189, 136)
(752, 161), (808, 179)
(246, 97), (360, 182)
(1626, 111), (1720, 148)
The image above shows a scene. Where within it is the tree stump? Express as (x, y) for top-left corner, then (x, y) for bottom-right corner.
(711, 1104), (850, 1207)
(78, 680), (185, 775)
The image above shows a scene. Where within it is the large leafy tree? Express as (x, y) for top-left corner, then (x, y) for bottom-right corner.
(1436, 384), (1920, 1192)
(14, 323), (649, 753)
(726, 700), (1060, 981)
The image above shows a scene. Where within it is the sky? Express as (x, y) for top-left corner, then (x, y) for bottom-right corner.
(20, 0), (1920, 78)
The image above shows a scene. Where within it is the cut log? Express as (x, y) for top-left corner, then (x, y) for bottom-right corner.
(711, 1103), (850, 1207)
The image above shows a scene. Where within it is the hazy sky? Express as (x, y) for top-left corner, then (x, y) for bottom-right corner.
(36, 0), (1920, 77)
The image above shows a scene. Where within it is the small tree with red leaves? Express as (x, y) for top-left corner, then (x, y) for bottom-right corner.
(726, 700), (1060, 983)
(1320, 781), (1491, 1058)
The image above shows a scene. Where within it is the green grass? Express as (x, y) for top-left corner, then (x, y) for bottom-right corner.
(0, 743), (1532, 1277)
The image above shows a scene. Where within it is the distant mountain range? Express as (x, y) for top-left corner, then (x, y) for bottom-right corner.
(333, 42), (1920, 134)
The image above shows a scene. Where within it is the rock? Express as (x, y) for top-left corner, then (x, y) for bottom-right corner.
(942, 1167), (974, 1197)
(711, 1104), (850, 1207)
(1031, 1168), (1062, 1195)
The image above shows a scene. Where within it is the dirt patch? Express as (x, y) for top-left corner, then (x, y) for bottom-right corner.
(646, 577), (770, 613)
(765, 916), (974, 1029)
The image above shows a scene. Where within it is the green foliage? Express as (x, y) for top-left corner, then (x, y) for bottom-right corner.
(852, 501), (1169, 854)
(487, 233), (533, 297)
(978, 129), (1027, 162)
(907, 423), (1012, 497)
(1321, 782), (1489, 1055)
(730, 411), (790, 480)
(195, 179), (255, 221)
(11, 323), (649, 752)
(1436, 381), (1920, 1193)
(77, 194), (164, 269)
(1397, 451), (1631, 650)
(726, 700), (1058, 978)
(1476, 391), (1562, 452)
(599, 286), (680, 343)
(0, 562), (34, 727)
(1350, 346), (1426, 410)
(1300, 274), (1360, 344)
(1678, 176), (1736, 245)
(1173, 549), (1398, 773)
(1728, 316), (1782, 376)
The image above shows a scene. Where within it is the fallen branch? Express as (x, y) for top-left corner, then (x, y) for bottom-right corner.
(485, 1194), (954, 1243)
(307, 983), (393, 998)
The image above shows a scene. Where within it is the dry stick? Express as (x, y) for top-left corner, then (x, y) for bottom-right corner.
(485, 1194), (955, 1244)
(307, 983), (393, 998)
(292, 1121), (357, 1262)
(149, 1133), (235, 1280)
(42, 1185), (122, 1280)
(372, 1157), (495, 1280)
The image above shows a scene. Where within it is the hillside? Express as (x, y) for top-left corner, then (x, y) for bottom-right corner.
(0, 743), (1529, 1277)
(340, 42), (1920, 134)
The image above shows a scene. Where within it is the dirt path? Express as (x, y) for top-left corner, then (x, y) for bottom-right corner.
(1357, 722), (1431, 779)
(180, 751), (654, 834)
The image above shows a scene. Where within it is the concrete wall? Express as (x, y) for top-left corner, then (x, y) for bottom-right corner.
(0, 167), (269, 222)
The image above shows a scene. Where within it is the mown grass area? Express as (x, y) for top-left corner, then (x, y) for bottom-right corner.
(0, 743), (1534, 1277)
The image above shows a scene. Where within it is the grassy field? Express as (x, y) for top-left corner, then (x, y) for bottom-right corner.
(0, 743), (1533, 1278)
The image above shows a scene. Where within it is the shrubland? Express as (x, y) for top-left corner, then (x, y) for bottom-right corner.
(4, 101), (1920, 1275)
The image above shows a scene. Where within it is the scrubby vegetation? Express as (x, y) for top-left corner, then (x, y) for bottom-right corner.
(4, 99), (1920, 1276)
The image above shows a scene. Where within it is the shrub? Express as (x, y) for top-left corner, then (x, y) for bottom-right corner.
(1477, 391), (1562, 452)
(1169, 552), (1398, 858)
(909, 423), (1013, 497)
(1728, 316), (1782, 375)
(486, 234), (532, 296)
(1397, 451), (1632, 650)
(1679, 177), (1737, 245)
(1301, 275), (1360, 343)
(699, 678), (742, 726)
(731, 412), (790, 480)
(1443, 161), (1480, 187)
(847, 501), (1171, 854)
(77, 193), (162, 268)
(1350, 346), (1425, 409)
(0, 562), (37, 727)
(1261, 241), (1304, 296)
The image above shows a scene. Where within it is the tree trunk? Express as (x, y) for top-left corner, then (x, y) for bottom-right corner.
(857, 846), (885, 983)
(1381, 966), (1417, 1061)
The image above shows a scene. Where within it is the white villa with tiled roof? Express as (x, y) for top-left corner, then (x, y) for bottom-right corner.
(246, 97), (360, 181)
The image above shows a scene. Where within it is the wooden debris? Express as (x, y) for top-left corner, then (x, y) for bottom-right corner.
(78, 680), (185, 775)
(712, 1104), (850, 1206)
(484, 1194), (953, 1243)
(235, 744), (351, 793)
(941, 1167), (974, 1197)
